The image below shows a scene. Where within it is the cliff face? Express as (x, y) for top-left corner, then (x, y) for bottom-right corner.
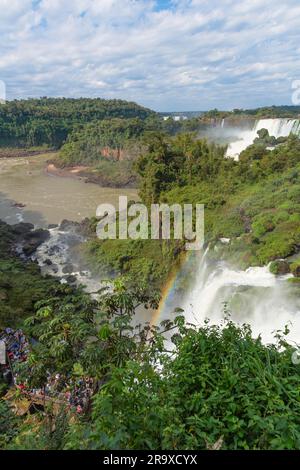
(199, 116), (256, 130)
(99, 141), (146, 162)
(100, 147), (125, 161)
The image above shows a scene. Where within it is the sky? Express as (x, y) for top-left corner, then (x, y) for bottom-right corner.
(0, 0), (300, 111)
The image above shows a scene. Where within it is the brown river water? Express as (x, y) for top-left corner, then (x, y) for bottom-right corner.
(0, 154), (153, 324)
(0, 154), (138, 227)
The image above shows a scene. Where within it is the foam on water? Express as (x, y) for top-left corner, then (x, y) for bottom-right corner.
(34, 226), (103, 294)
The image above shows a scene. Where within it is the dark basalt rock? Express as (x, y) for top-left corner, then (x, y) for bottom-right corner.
(12, 222), (34, 236)
(59, 219), (79, 231)
(59, 218), (92, 237)
(47, 245), (60, 255)
(64, 275), (77, 284)
(62, 263), (74, 274)
(7, 223), (50, 257)
(22, 229), (50, 256)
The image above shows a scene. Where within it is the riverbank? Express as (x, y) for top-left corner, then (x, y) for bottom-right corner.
(47, 160), (138, 188)
(0, 146), (138, 188)
(0, 148), (56, 159)
(46, 162), (90, 180)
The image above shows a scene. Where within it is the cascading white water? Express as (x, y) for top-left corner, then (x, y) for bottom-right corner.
(34, 226), (103, 294)
(158, 249), (300, 345)
(226, 118), (300, 160)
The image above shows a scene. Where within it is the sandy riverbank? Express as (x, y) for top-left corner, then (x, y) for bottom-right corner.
(46, 161), (137, 188)
(46, 163), (90, 180)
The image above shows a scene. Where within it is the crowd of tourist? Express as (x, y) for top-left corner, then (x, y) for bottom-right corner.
(0, 328), (30, 364)
(0, 328), (94, 413)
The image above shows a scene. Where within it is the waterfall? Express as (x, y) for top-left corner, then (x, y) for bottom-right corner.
(226, 118), (300, 160)
(156, 249), (300, 345)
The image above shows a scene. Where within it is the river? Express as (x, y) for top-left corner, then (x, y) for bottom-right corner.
(0, 153), (139, 296)
(0, 153), (138, 227)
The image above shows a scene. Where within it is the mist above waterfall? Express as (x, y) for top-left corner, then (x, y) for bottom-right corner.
(198, 125), (253, 147)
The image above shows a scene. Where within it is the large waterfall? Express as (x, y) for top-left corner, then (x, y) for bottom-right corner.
(156, 249), (300, 345)
(226, 118), (300, 160)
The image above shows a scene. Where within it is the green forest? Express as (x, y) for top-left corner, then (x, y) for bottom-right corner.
(0, 98), (154, 148)
(202, 105), (300, 119)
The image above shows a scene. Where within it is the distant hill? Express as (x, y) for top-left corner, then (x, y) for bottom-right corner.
(202, 105), (300, 119)
(0, 97), (156, 148)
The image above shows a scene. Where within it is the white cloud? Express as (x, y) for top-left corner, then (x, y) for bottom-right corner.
(0, 0), (299, 110)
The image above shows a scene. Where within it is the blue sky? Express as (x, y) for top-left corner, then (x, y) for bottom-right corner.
(0, 0), (300, 111)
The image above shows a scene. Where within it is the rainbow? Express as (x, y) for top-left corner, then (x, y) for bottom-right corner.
(151, 251), (196, 326)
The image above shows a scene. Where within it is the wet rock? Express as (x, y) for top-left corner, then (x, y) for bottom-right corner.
(59, 219), (78, 231)
(48, 245), (60, 255)
(22, 229), (50, 256)
(59, 218), (92, 237)
(62, 263), (74, 274)
(12, 202), (26, 208)
(44, 258), (53, 266)
(269, 260), (290, 275)
(64, 275), (77, 284)
(12, 222), (34, 236)
(48, 224), (58, 229)
(9, 223), (50, 257)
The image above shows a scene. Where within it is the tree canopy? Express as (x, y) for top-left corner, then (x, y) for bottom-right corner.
(0, 98), (155, 148)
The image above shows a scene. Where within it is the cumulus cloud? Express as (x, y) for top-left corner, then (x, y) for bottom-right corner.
(0, 0), (299, 110)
